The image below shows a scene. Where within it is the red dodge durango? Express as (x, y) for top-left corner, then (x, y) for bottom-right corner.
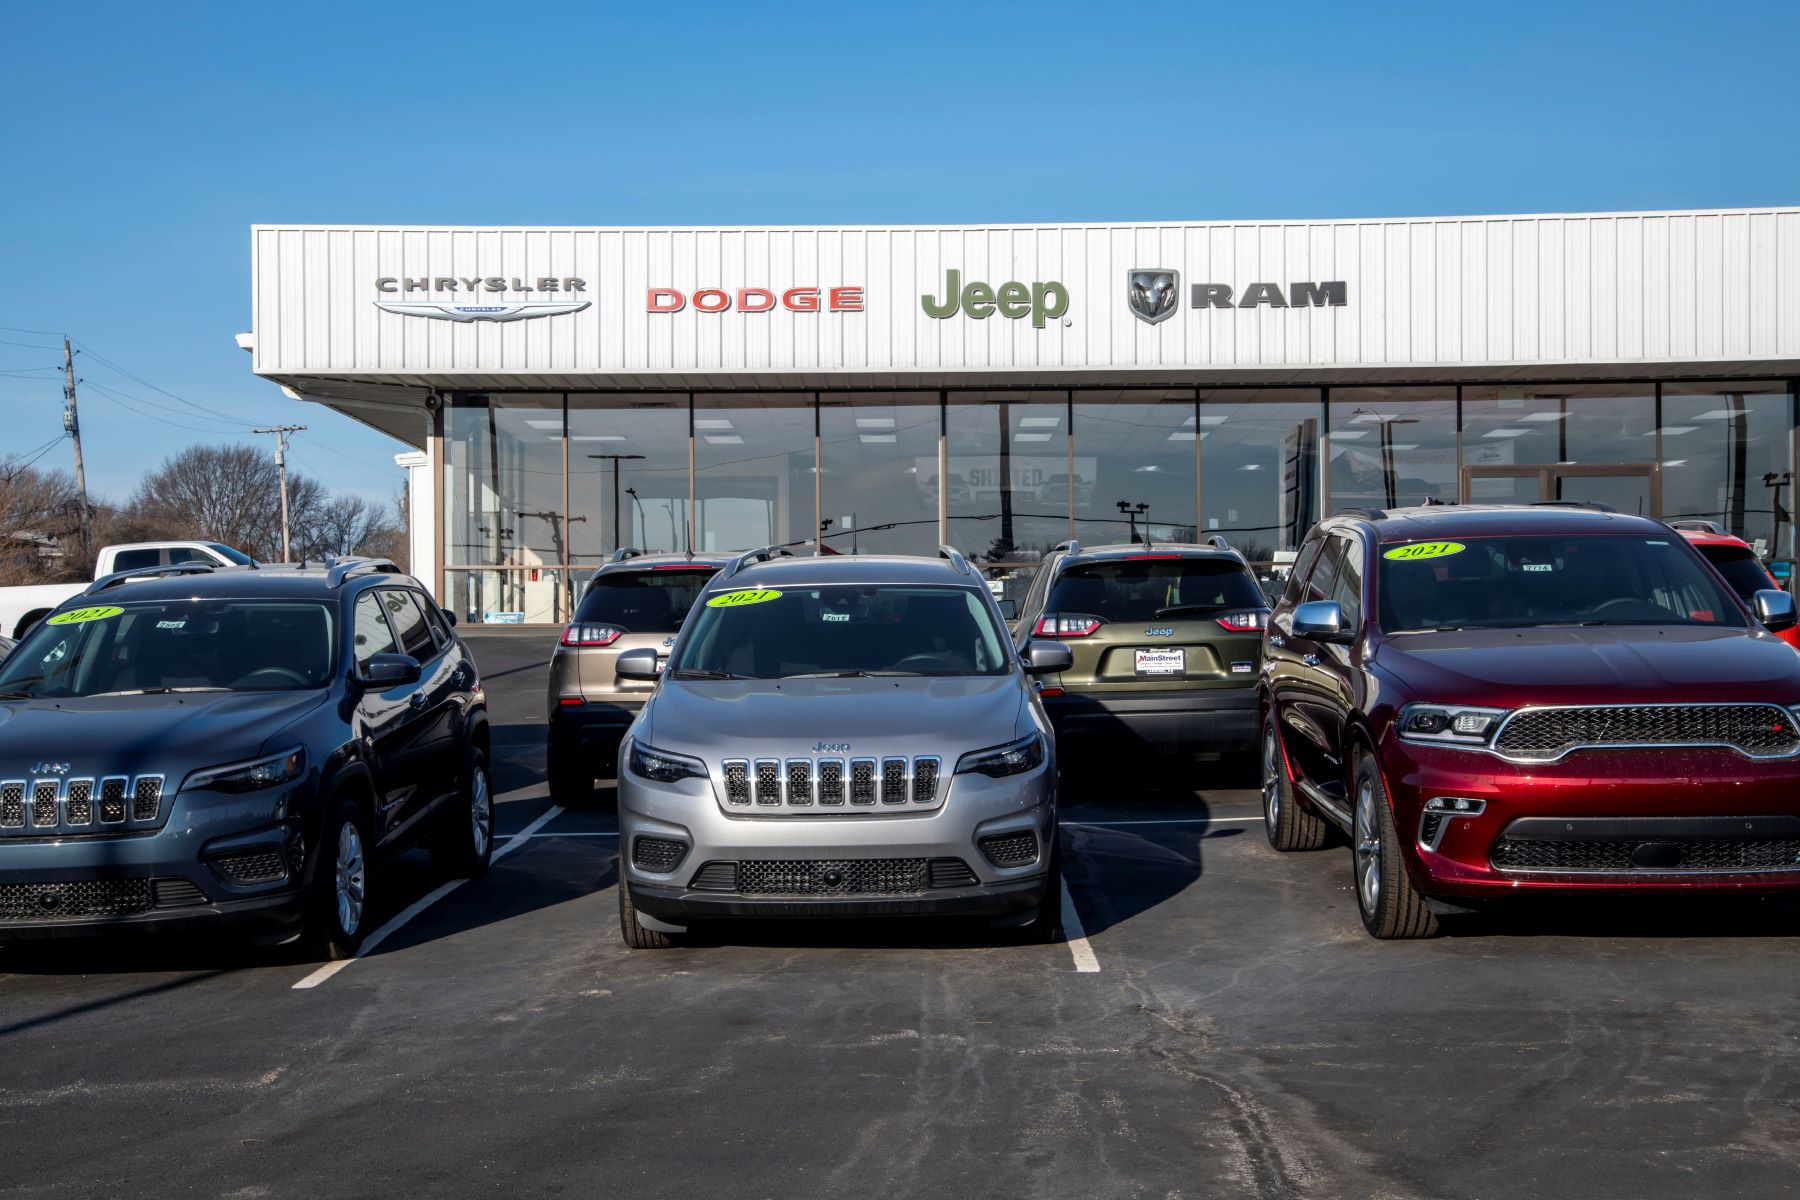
(1259, 503), (1800, 938)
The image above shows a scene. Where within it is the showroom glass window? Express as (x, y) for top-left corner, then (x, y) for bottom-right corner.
(1196, 388), (1322, 563)
(1072, 391), (1199, 546)
(1462, 384), (1656, 514)
(818, 392), (940, 556)
(1326, 387), (1458, 511)
(568, 394), (691, 561)
(945, 391), (1069, 566)
(694, 393), (815, 554)
(1661, 382), (1796, 561)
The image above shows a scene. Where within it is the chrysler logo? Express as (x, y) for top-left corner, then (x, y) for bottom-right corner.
(373, 300), (591, 323)
(1127, 269), (1178, 325)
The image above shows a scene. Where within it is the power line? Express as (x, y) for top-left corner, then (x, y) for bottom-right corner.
(70, 338), (274, 426)
(83, 383), (254, 436)
(81, 379), (253, 433)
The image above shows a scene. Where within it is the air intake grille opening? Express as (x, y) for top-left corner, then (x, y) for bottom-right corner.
(850, 759), (877, 805)
(754, 759), (782, 805)
(817, 760), (845, 806)
(1494, 704), (1800, 760)
(1493, 837), (1800, 873)
(881, 759), (907, 805)
(927, 858), (978, 888)
(65, 779), (93, 825)
(31, 781), (57, 828)
(151, 878), (208, 909)
(99, 778), (128, 823)
(132, 777), (164, 821)
(0, 879), (153, 920)
(631, 836), (688, 873)
(979, 831), (1040, 868)
(689, 861), (739, 891)
(785, 761), (812, 806)
(723, 761), (750, 805)
(736, 858), (928, 896)
(0, 782), (22, 828)
(214, 850), (288, 885)
(913, 759), (940, 805)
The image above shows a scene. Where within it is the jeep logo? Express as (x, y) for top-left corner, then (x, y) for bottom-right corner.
(812, 742), (852, 754)
(1143, 627), (1175, 637)
(921, 269), (1069, 329)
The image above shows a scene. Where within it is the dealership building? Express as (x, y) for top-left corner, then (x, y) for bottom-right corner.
(245, 208), (1800, 624)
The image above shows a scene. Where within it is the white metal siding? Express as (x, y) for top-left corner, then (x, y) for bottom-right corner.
(251, 210), (1800, 380)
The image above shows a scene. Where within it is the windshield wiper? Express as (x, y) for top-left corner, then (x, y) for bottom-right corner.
(0, 690), (33, 700)
(782, 670), (929, 679)
(90, 686), (231, 697)
(667, 669), (752, 681)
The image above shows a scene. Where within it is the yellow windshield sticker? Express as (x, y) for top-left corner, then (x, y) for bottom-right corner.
(705, 588), (783, 609)
(1382, 542), (1465, 562)
(46, 605), (123, 626)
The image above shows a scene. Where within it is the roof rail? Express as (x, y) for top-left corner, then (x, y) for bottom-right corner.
(1050, 539), (1082, 558)
(325, 556), (403, 587)
(1530, 500), (1616, 513)
(1666, 518), (1725, 535)
(609, 546), (644, 564)
(937, 545), (970, 575)
(1332, 506), (1389, 522)
(1203, 534), (1231, 551)
(82, 562), (217, 597)
(720, 545), (795, 580)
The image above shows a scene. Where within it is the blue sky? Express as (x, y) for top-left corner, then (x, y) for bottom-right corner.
(4, 0), (1796, 506)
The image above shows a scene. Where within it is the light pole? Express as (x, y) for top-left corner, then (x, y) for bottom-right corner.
(625, 487), (650, 550)
(1116, 500), (1149, 543)
(588, 454), (645, 551)
(1766, 471), (1793, 569)
(1351, 408), (1419, 509)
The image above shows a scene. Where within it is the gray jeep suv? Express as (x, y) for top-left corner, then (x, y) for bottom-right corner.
(613, 547), (1071, 948)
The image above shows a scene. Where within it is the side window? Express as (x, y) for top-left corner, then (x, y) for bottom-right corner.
(352, 592), (399, 666)
(419, 593), (453, 648)
(110, 548), (163, 572)
(1331, 537), (1365, 628)
(1023, 558), (1056, 624)
(1284, 534), (1325, 605)
(382, 589), (436, 659)
(1306, 539), (1342, 604)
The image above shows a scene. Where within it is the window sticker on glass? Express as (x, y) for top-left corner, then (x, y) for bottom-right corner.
(1521, 563), (1553, 573)
(1383, 542), (1465, 562)
(821, 611), (849, 622)
(156, 619), (188, 629)
(47, 606), (123, 626)
(705, 589), (783, 609)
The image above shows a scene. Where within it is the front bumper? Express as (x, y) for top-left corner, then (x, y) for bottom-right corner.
(1044, 684), (1258, 754)
(0, 783), (312, 941)
(1384, 739), (1800, 896)
(618, 753), (1055, 924)
(549, 700), (645, 776)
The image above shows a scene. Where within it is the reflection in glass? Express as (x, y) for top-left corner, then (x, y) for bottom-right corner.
(1462, 384), (1654, 469)
(568, 397), (690, 560)
(1327, 387), (1457, 510)
(1072, 392), (1197, 545)
(1662, 383), (1795, 560)
(443, 396), (565, 569)
(819, 393), (940, 555)
(444, 569), (570, 626)
(946, 392), (1069, 565)
(695, 394), (815, 553)
(1197, 389), (1321, 561)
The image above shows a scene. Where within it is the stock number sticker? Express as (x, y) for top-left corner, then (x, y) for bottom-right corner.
(46, 606), (123, 626)
(705, 589), (783, 609)
(1382, 542), (1465, 562)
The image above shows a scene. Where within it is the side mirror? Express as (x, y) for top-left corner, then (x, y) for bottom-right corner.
(1292, 599), (1351, 643)
(1022, 639), (1074, 675)
(441, 608), (457, 627)
(357, 653), (421, 688)
(996, 598), (1017, 620)
(615, 648), (662, 681)
(1753, 588), (1797, 633)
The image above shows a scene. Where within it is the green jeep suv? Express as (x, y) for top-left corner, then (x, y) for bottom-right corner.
(1007, 540), (1268, 760)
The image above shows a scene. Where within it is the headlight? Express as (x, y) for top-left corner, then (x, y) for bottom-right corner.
(1395, 703), (1509, 748)
(186, 746), (308, 793)
(627, 739), (707, 784)
(955, 731), (1045, 778)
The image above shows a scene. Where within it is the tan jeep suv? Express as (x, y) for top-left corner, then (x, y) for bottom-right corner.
(546, 550), (730, 804)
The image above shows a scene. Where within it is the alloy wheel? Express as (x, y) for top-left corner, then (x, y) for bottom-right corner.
(1354, 777), (1382, 917)
(469, 766), (492, 857)
(335, 822), (366, 936)
(1262, 726), (1281, 836)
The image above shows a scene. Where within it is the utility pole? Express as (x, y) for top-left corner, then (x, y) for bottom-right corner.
(253, 424), (306, 561)
(62, 337), (93, 559)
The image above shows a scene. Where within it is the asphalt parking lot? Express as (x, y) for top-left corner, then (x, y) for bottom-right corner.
(5, 630), (1800, 1198)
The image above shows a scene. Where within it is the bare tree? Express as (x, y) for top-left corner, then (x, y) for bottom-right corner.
(128, 444), (291, 559)
(297, 493), (394, 559)
(0, 459), (83, 583)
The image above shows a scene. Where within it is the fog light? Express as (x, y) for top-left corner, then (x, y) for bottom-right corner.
(1419, 797), (1487, 851)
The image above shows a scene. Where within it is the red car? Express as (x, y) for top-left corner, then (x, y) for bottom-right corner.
(1260, 503), (1800, 938)
(1671, 520), (1800, 651)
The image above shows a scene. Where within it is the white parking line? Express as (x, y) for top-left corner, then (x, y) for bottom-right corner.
(292, 805), (565, 991)
(1059, 873), (1100, 973)
(493, 830), (619, 838)
(1066, 816), (1261, 827)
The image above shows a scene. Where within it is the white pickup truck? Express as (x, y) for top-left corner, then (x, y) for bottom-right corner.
(0, 541), (254, 638)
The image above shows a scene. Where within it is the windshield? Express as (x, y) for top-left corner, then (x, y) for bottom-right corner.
(1694, 544), (1775, 602)
(1377, 535), (1747, 632)
(1046, 557), (1265, 622)
(669, 584), (1009, 679)
(577, 567), (718, 630)
(0, 599), (337, 698)
(207, 543), (256, 566)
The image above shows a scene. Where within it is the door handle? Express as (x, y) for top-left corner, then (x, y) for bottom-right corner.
(1269, 634), (1286, 648)
(1302, 654), (1321, 667)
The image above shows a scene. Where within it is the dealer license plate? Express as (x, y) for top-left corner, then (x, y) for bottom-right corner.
(1134, 648), (1184, 676)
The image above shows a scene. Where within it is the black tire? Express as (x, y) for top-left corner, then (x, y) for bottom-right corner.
(303, 798), (372, 961)
(432, 749), (494, 879)
(1028, 835), (1066, 944)
(546, 739), (594, 808)
(1351, 752), (1439, 939)
(618, 877), (677, 950)
(1261, 713), (1327, 851)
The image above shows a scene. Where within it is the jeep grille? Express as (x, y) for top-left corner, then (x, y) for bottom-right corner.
(0, 775), (167, 838)
(718, 756), (943, 814)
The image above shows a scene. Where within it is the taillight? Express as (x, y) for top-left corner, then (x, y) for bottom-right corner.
(1034, 613), (1104, 638)
(1215, 611), (1269, 632)
(561, 623), (624, 647)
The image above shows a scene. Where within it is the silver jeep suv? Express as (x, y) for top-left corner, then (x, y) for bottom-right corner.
(613, 547), (1071, 948)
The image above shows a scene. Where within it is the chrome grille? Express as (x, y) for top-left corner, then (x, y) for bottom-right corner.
(754, 759), (782, 805)
(723, 761), (750, 806)
(912, 758), (940, 805)
(881, 758), (907, 805)
(0, 782), (22, 828)
(1493, 704), (1800, 762)
(31, 781), (58, 828)
(817, 759), (845, 805)
(785, 760), (813, 805)
(735, 858), (929, 896)
(99, 777), (127, 823)
(65, 779), (93, 825)
(133, 776), (164, 821)
(850, 759), (877, 805)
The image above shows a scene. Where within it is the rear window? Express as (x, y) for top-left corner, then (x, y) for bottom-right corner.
(1696, 544), (1775, 601)
(576, 568), (719, 631)
(1045, 557), (1264, 623)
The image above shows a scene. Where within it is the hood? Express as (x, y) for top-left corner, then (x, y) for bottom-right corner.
(640, 675), (1027, 761)
(1373, 625), (1800, 708)
(0, 691), (329, 782)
